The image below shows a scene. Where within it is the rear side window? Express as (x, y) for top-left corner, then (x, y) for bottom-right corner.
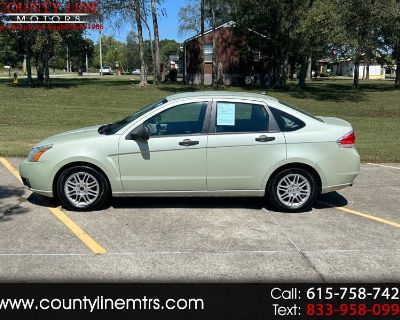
(270, 107), (305, 132)
(215, 102), (269, 133)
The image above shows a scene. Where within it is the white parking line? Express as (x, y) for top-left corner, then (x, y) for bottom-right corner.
(2, 248), (400, 256)
(367, 163), (400, 170)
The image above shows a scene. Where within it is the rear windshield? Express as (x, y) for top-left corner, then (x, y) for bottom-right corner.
(278, 100), (323, 122)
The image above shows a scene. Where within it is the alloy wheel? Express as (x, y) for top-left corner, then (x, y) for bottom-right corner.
(276, 173), (311, 209)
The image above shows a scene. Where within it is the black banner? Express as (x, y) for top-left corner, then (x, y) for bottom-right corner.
(0, 283), (399, 319)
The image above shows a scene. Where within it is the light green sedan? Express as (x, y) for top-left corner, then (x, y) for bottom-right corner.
(19, 91), (360, 212)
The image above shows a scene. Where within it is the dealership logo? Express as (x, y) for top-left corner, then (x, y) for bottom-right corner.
(0, 1), (101, 30)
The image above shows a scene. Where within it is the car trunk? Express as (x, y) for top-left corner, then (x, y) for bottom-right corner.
(317, 116), (352, 129)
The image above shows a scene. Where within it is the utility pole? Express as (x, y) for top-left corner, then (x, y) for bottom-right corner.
(85, 30), (89, 73)
(99, 30), (103, 76)
(66, 45), (69, 72)
(200, 0), (205, 85)
(85, 46), (89, 73)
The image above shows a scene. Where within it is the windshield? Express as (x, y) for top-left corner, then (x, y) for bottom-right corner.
(278, 100), (323, 122)
(101, 98), (167, 134)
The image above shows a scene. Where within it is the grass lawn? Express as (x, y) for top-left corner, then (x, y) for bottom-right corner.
(0, 77), (399, 162)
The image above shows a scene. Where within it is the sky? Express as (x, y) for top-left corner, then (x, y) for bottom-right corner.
(87, 0), (193, 44)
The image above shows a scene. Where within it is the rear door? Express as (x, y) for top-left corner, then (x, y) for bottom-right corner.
(206, 99), (286, 191)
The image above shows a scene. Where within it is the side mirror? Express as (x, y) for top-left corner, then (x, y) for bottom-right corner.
(129, 124), (150, 141)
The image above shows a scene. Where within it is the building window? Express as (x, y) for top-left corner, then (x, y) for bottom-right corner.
(204, 44), (213, 62)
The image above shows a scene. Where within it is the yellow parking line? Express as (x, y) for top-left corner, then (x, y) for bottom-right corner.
(367, 163), (400, 170)
(318, 200), (400, 229)
(0, 157), (22, 183)
(0, 157), (107, 254)
(48, 207), (107, 254)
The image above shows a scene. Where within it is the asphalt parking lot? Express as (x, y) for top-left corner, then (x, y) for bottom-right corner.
(0, 157), (399, 282)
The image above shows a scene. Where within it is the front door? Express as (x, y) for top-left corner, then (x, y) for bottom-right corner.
(118, 101), (209, 193)
(207, 100), (286, 191)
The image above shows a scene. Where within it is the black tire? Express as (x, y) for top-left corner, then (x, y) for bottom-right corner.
(266, 167), (319, 212)
(56, 166), (109, 211)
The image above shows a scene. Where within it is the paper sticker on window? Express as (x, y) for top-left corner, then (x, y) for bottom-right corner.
(217, 103), (235, 126)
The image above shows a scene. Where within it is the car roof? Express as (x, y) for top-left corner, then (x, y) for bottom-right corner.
(166, 91), (278, 103)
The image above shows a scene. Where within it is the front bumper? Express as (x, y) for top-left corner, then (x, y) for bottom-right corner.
(19, 159), (55, 197)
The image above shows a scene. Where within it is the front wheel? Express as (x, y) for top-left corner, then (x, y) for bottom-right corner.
(267, 168), (319, 212)
(56, 166), (109, 211)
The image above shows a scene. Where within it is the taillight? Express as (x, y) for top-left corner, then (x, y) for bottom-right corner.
(338, 131), (355, 147)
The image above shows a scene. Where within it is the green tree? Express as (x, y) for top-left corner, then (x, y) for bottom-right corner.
(101, 0), (148, 85)
(159, 39), (181, 63)
(382, 0), (400, 87)
(31, 31), (63, 84)
(178, 0), (202, 35)
(338, 0), (391, 89)
(296, 0), (345, 88)
(151, 0), (161, 84)
(125, 32), (141, 70)
(133, 0), (148, 86)
(0, 32), (23, 68)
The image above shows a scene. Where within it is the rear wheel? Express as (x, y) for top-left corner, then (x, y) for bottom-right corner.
(56, 166), (109, 211)
(267, 168), (319, 212)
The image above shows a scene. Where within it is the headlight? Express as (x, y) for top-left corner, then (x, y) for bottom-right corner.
(28, 144), (53, 162)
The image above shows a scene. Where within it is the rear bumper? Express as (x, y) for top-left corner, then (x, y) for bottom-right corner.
(19, 159), (55, 197)
(321, 182), (354, 193)
(317, 146), (360, 194)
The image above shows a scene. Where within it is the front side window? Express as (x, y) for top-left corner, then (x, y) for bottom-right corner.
(215, 102), (269, 133)
(144, 102), (208, 136)
(100, 99), (167, 135)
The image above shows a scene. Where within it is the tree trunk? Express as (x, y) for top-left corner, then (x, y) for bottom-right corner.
(134, 0), (147, 87)
(25, 35), (32, 84)
(298, 55), (309, 89)
(200, 0), (205, 86)
(37, 58), (44, 83)
(353, 59), (360, 89)
(395, 59), (400, 88)
(281, 52), (289, 87)
(306, 56), (312, 80)
(26, 53), (32, 84)
(270, 44), (279, 88)
(151, 0), (161, 85)
(395, 45), (400, 88)
(289, 60), (295, 80)
(37, 48), (50, 85)
(362, 63), (366, 80)
(44, 49), (50, 85)
(210, 0), (217, 86)
(366, 61), (370, 80)
(140, 8), (155, 84)
(23, 55), (27, 75)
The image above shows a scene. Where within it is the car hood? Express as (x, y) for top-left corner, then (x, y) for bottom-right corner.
(37, 125), (102, 146)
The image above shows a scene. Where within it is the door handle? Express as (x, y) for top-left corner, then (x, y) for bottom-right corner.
(255, 135), (275, 142)
(179, 139), (199, 146)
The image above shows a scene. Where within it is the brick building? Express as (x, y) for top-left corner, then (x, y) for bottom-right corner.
(183, 21), (241, 85)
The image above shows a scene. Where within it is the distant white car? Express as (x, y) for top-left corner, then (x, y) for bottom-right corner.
(131, 69), (141, 75)
(99, 66), (113, 75)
